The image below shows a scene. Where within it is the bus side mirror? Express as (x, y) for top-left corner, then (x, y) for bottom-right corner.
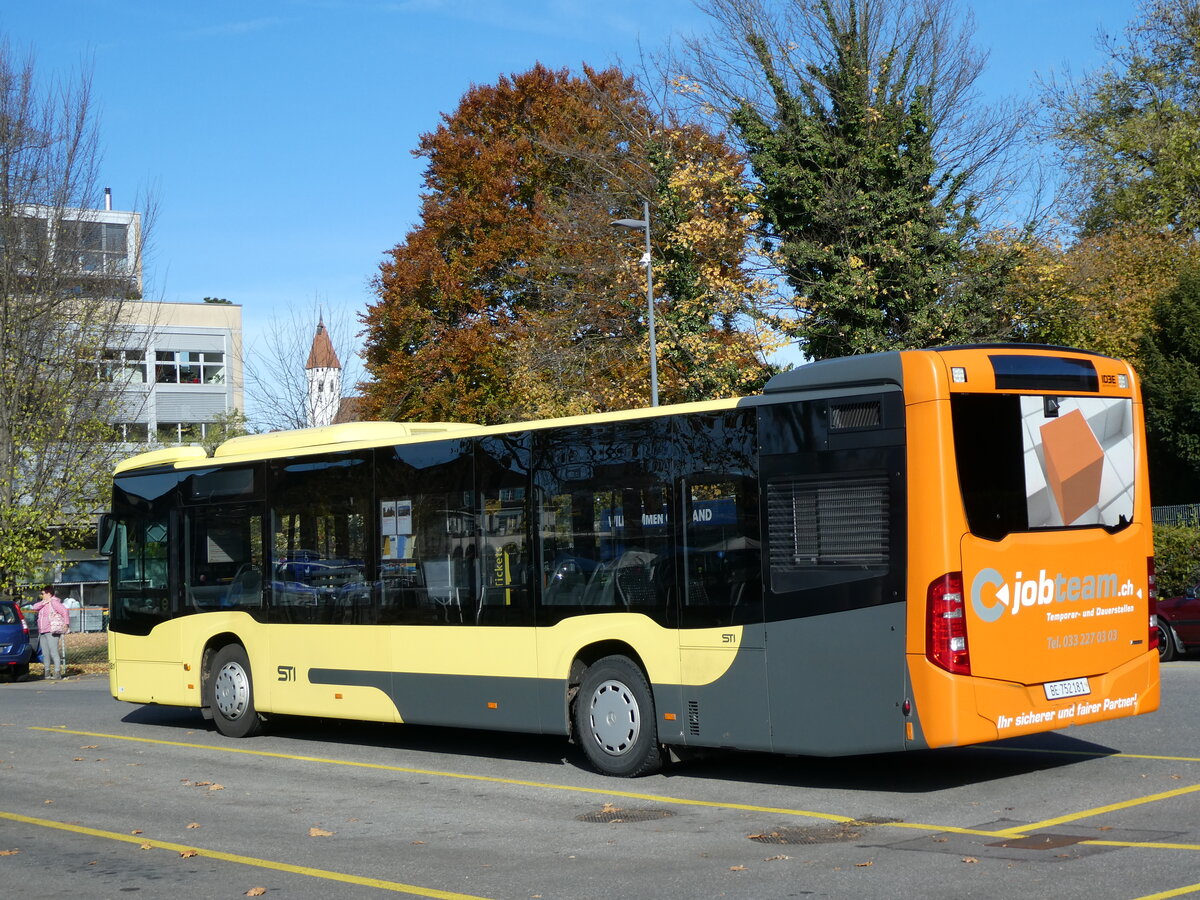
(98, 514), (114, 556)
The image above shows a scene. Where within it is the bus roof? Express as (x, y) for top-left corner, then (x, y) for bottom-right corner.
(113, 344), (1117, 477)
(113, 397), (745, 475)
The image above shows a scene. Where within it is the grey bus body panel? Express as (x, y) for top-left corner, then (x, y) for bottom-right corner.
(764, 603), (909, 756)
(763, 352), (905, 394)
(308, 668), (560, 735)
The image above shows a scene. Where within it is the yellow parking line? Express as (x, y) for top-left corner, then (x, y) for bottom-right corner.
(1131, 882), (1200, 899)
(0, 809), (490, 899)
(990, 783), (1200, 837)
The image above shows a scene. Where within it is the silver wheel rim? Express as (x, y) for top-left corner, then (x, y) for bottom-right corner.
(214, 661), (250, 720)
(587, 678), (641, 756)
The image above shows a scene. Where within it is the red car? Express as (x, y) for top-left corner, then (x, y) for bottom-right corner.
(1157, 588), (1200, 661)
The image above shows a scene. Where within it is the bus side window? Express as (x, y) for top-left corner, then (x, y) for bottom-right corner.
(110, 514), (171, 627)
(533, 420), (675, 626)
(476, 435), (532, 625)
(683, 478), (762, 628)
(268, 454), (373, 625)
(376, 440), (475, 626)
(183, 505), (264, 613)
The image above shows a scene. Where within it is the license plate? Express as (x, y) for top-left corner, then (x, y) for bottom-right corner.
(1044, 677), (1091, 701)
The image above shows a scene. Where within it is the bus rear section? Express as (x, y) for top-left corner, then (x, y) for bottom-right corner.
(904, 347), (1159, 750)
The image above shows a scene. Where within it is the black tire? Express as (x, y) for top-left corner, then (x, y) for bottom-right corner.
(574, 655), (662, 777)
(12, 662), (28, 679)
(206, 644), (264, 738)
(1158, 622), (1178, 662)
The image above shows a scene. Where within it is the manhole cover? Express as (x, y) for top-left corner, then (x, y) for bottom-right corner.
(577, 807), (675, 824)
(749, 818), (900, 845)
(987, 833), (1088, 850)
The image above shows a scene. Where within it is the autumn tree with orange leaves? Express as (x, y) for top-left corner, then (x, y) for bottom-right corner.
(360, 64), (780, 425)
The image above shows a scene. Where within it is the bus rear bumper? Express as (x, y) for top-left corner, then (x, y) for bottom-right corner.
(910, 651), (1160, 749)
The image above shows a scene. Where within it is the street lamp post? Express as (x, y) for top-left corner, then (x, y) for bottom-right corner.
(611, 199), (658, 407)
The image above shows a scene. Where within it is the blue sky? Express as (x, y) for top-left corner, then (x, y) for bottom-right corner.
(1, 0), (1140, 371)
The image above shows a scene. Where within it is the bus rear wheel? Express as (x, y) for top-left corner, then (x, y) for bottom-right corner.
(206, 644), (264, 738)
(575, 655), (662, 777)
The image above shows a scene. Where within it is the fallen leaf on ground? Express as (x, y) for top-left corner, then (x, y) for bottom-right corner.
(856, 860), (874, 867)
(180, 850), (198, 858)
(186, 823), (201, 829)
(245, 889), (267, 897)
(131, 830), (143, 835)
(208, 784), (224, 791)
(0, 849), (19, 856)
(309, 827), (334, 837)
(729, 865), (747, 871)
(962, 856), (979, 864)
(140, 842), (153, 850)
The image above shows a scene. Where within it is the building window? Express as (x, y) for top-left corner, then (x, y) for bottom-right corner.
(109, 423), (149, 443)
(100, 349), (146, 384)
(155, 351), (225, 384)
(0, 216), (48, 266)
(157, 422), (210, 444)
(60, 220), (129, 274)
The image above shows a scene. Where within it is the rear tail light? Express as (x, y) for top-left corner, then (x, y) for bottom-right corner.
(927, 572), (970, 675)
(1148, 557), (1159, 653)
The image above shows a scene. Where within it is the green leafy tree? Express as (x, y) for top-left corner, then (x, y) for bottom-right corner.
(1138, 269), (1200, 504)
(676, 0), (1034, 360)
(1048, 0), (1200, 233)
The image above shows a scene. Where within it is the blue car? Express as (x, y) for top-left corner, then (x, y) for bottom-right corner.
(0, 599), (33, 680)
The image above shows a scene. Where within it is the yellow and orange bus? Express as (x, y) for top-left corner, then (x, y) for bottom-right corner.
(103, 345), (1159, 776)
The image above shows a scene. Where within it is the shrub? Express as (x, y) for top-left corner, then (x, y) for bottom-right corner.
(1153, 524), (1200, 597)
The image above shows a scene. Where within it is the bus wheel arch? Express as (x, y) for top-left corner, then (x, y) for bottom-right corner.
(571, 647), (662, 777)
(202, 637), (265, 738)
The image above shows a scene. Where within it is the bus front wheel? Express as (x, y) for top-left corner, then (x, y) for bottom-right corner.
(575, 655), (662, 777)
(206, 644), (265, 738)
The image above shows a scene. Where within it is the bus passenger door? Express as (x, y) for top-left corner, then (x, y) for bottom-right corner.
(677, 476), (772, 752)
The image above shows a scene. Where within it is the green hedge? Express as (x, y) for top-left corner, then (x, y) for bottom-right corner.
(1154, 524), (1200, 597)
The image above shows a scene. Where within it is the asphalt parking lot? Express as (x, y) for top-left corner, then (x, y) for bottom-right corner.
(1, 662), (1198, 899)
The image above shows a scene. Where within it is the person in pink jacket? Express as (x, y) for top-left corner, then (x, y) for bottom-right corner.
(31, 586), (69, 679)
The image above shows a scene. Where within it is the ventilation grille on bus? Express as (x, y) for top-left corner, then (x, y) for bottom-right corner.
(829, 400), (882, 430)
(767, 476), (890, 570)
(688, 700), (700, 736)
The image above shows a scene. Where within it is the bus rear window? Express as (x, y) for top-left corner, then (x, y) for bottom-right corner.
(952, 394), (1135, 539)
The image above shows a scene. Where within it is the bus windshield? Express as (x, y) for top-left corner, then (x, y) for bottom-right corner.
(952, 393), (1135, 540)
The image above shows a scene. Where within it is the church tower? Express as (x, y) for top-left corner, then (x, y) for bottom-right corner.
(305, 316), (342, 428)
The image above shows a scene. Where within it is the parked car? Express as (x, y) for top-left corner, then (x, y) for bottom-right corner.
(1157, 587), (1200, 661)
(0, 598), (33, 679)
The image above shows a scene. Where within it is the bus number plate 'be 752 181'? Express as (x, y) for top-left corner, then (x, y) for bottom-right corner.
(1043, 677), (1091, 701)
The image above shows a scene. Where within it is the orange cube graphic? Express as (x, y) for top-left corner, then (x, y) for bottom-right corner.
(1039, 409), (1104, 524)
